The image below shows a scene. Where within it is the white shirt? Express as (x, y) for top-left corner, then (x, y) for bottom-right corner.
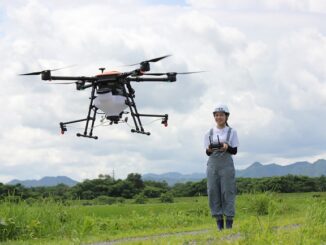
(204, 126), (239, 149)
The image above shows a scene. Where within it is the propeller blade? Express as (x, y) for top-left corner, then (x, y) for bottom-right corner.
(20, 71), (45, 75)
(19, 65), (76, 76)
(147, 55), (171, 63)
(49, 64), (77, 72)
(44, 82), (76, 84)
(175, 71), (206, 75)
(127, 55), (171, 66)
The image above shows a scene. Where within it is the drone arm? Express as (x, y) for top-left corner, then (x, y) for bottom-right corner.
(47, 75), (96, 81)
(137, 113), (168, 127)
(127, 76), (176, 82)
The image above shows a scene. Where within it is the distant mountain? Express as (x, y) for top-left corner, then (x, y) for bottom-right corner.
(7, 160), (326, 187)
(236, 159), (326, 178)
(7, 176), (78, 187)
(142, 172), (206, 186)
(142, 159), (326, 185)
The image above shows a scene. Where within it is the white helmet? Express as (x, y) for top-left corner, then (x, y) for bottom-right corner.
(213, 104), (230, 115)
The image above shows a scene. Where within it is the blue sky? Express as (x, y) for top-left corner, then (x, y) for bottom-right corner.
(0, 0), (325, 182)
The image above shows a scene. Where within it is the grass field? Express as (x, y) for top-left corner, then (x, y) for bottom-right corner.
(0, 192), (325, 244)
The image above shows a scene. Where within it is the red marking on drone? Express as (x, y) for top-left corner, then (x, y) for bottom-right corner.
(96, 71), (121, 76)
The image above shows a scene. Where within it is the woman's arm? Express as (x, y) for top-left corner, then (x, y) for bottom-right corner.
(206, 148), (213, 156)
(226, 146), (237, 155)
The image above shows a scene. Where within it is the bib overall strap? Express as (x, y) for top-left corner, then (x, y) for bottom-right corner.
(209, 128), (214, 138)
(226, 127), (232, 144)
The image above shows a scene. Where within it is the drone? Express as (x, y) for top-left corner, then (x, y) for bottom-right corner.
(20, 55), (201, 139)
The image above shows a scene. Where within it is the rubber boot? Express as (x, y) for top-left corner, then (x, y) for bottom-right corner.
(226, 218), (233, 229)
(216, 216), (224, 231)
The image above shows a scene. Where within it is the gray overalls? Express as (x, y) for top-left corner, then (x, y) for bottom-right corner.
(206, 127), (236, 218)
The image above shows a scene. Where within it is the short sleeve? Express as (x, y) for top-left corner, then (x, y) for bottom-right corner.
(229, 129), (239, 148)
(204, 130), (210, 149)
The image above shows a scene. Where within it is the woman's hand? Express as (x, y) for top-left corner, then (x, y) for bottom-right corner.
(207, 147), (214, 153)
(218, 143), (229, 152)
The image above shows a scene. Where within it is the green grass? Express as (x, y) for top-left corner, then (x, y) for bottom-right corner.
(0, 192), (325, 244)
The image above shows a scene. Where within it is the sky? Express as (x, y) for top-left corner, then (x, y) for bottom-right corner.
(0, 0), (325, 182)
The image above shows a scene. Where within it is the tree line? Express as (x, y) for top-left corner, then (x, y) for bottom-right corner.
(0, 174), (325, 202)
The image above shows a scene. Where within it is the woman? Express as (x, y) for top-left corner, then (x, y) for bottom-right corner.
(204, 105), (239, 231)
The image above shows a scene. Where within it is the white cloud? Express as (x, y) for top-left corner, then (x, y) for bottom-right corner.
(0, 0), (325, 182)
(186, 0), (326, 13)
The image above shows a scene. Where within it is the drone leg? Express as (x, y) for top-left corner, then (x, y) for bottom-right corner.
(89, 107), (98, 137)
(123, 82), (150, 134)
(123, 82), (168, 136)
(58, 87), (98, 139)
(77, 86), (98, 139)
(83, 87), (95, 135)
(123, 83), (140, 131)
(126, 99), (139, 131)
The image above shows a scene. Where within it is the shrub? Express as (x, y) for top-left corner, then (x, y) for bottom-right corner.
(0, 217), (21, 241)
(245, 193), (272, 216)
(133, 193), (147, 204)
(143, 186), (163, 198)
(116, 197), (125, 203)
(94, 196), (116, 205)
(160, 193), (174, 203)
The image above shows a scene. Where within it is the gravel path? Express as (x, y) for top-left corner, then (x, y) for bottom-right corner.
(88, 229), (211, 245)
(88, 223), (301, 245)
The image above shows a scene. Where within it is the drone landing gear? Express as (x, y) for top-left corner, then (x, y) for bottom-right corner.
(123, 82), (169, 136)
(129, 113), (168, 135)
(59, 110), (98, 140)
(131, 128), (151, 135)
(76, 132), (98, 140)
(59, 86), (99, 140)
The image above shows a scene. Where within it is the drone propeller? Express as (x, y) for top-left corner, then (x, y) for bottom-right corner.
(142, 71), (205, 76)
(44, 82), (76, 84)
(126, 55), (171, 66)
(19, 65), (76, 76)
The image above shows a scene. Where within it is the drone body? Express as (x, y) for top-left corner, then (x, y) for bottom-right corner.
(93, 71), (128, 120)
(21, 55), (200, 139)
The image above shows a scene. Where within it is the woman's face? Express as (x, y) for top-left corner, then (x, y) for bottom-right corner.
(214, 112), (227, 126)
